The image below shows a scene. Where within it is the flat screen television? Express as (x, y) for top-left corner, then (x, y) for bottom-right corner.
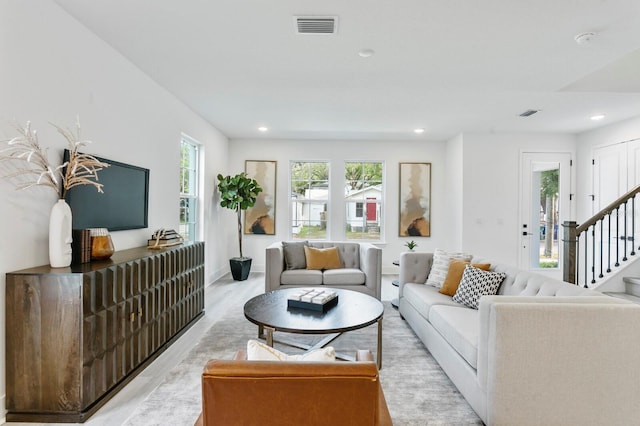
(63, 150), (149, 231)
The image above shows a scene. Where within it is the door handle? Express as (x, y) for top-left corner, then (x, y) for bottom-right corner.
(522, 232), (532, 236)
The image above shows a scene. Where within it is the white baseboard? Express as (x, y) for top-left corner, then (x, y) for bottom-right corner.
(1, 393), (6, 425)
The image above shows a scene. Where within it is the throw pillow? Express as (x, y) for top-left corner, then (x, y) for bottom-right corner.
(439, 260), (491, 296)
(426, 248), (473, 288)
(282, 241), (308, 270)
(452, 265), (506, 309)
(304, 246), (342, 270)
(246, 340), (336, 362)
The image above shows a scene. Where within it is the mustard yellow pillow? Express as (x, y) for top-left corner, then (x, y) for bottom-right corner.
(439, 260), (491, 296)
(304, 246), (342, 270)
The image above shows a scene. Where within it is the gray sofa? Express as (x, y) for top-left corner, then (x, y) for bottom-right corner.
(265, 241), (382, 299)
(399, 251), (640, 426)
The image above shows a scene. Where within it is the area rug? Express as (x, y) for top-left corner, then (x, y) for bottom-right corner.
(122, 302), (482, 425)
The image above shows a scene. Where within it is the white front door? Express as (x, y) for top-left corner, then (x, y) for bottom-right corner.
(519, 152), (572, 278)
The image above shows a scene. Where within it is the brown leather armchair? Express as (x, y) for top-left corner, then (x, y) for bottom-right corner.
(195, 350), (392, 425)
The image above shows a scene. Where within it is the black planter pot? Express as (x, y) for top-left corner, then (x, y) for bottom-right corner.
(229, 257), (252, 281)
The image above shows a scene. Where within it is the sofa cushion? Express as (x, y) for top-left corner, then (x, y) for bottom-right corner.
(281, 269), (323, 285)
(403, 283), (462, 321)
(305, 246), (342, 270)
(439, 261), (491, 296)
(310, 242), (361, 269)
(247, 340), (336, 362)
(453, 265), (506, 309)
(429, 305), (479, 369)
(426, 248), (473, 288)
(323, 268), (365, 285)
(282, 240), (309, 270)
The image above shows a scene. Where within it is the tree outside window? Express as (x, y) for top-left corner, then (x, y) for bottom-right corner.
(539, 169), (559, 267)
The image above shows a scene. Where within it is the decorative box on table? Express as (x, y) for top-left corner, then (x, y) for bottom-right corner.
(287, 289), (339, 312)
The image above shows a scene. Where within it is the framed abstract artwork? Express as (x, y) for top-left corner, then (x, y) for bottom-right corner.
(399, 162), (431, 237)
(244, 160), (276, 235)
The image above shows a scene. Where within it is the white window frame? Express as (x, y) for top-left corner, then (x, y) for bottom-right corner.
(180, 135), (200, 241)
(289, 161), (330, 240)
(344, 161), (384, 241)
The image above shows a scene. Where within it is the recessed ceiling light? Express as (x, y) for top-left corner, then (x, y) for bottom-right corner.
(358, 48), (375, 58)
(258, 126), (269, 132)
(414, 128), (425, 134)
(590, 114), (605, 121)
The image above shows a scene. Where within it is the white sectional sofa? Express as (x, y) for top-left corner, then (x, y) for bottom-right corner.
(265, 241), (382, 299)
(399, 251), (640, 425)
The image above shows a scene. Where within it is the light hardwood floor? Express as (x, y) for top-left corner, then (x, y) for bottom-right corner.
(6, 274), (398, 426)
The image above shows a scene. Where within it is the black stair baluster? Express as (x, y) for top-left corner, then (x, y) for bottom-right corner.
(599, 219), (604, 278)
(615, 206), (620, 267)
(623, 201), (628, 261)
(632, 196), (636, 256)
(607, 212), (612, 273)
(591, 225), (596, 284)
(576, 236), (581, 285)
(584, 231), (589, 288)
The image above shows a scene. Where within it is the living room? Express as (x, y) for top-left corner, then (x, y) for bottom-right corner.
(3, 1), (640, 424)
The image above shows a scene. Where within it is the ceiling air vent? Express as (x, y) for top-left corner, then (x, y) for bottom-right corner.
(294, 16), (338, 35)
(519, 109), (540, 117)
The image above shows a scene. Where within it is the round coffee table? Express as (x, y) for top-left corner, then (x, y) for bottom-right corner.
(244, 288), (384, 368)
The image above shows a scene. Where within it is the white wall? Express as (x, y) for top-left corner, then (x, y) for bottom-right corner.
(460, 133), (576, 266)
(445, 134), (464, 250)
(227, 138), (450, 273)
(0, 2), (229, 419)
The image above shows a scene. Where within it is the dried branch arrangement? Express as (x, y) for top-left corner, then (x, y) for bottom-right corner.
(0, 119), (109, 199)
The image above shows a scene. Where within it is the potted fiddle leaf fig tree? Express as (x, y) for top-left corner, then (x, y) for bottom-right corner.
(217, 172), (263, 280)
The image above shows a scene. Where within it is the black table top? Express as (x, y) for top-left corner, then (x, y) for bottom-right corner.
(244, 288), (384, 334)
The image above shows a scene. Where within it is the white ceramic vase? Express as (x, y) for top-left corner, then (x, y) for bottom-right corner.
(49, 199), (73, 268)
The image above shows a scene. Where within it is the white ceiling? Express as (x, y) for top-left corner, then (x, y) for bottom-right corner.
(55, 0), (640, 142)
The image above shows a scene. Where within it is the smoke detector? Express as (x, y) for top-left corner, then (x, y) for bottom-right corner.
(574, 32), (596, 45)
(294, 16), (338, 35)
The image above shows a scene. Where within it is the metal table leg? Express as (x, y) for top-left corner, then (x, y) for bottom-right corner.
(377, 317), (382, 369)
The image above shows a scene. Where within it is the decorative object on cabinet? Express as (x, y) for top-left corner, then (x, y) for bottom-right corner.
(49, 198), (73, 267)
(0, 119), (109, 267)
(244, 160), (276, 235)
(5, 242), (205, 423)
(89, 227), (115, 260)
(147, 228), (184, 249)
(72, 228), (92, 264)
(399, 162), (431, 237)
(217, 172), (262, 280)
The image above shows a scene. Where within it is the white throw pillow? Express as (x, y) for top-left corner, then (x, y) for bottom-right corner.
(452, 265), (506, 309)
(246, 340), (336, 362)
(426, 248), (473, 288)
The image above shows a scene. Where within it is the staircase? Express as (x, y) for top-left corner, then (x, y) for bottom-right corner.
(604, 277), (640, 304)
(562, 184), (640, 289)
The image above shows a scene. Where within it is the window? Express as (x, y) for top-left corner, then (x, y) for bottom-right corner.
(345, 162), (383, 240)
(290, 161), (329, 240)
(179, 137), (199, 241)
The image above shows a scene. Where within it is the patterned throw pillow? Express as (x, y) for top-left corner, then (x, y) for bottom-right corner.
(426, 248), (473, 288)
(452, 265), (506, 309)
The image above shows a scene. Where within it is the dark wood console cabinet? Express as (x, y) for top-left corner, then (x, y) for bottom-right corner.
(5, 241), (205, 422)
